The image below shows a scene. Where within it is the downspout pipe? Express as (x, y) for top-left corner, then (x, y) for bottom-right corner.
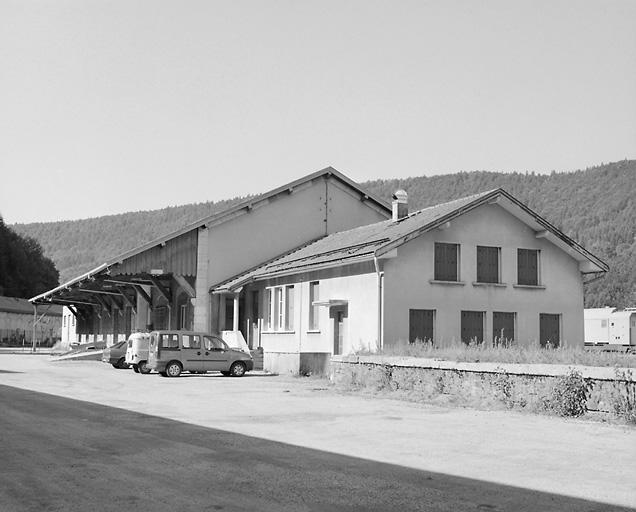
(374, 255), (384, 351)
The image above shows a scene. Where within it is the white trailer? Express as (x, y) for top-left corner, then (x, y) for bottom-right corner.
(584, 307), (636, 350)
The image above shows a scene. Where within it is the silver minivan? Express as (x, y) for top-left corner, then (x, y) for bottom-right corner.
(147, 330), (254, 378)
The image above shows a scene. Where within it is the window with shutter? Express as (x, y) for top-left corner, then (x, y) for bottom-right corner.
(493, 312), (515, 346)
(540, 313), (560, 348)
(461, 311), (484, 344)
(476, 246), (500, 283)
(409, 309), (435, 343)
(434, 243), (459, 281)
(517, 249), (539, 285)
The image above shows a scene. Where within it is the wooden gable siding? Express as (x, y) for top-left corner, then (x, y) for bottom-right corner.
(113, 229), (198, 277)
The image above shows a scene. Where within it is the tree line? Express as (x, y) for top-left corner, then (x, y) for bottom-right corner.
(11, 159), (636, 307)
(0, 217), (59, 298)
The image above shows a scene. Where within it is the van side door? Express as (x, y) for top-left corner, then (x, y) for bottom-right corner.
(181, 334), (204, 372)
(202, 335), (230, 372)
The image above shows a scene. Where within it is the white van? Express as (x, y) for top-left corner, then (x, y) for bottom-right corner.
(125, 332), (151, 374)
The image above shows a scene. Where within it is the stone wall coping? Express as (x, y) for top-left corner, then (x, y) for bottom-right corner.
(331, 355), (636, 382)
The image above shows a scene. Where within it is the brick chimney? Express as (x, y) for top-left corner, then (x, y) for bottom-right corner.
(392, 189), (408, 221)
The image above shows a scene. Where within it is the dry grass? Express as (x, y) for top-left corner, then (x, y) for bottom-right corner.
(357, 340), (636, 368)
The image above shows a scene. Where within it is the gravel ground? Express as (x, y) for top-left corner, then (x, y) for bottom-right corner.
(0, 354), (634, 510)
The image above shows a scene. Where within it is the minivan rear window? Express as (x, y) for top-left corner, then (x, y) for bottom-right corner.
(160, 333), (180, 350)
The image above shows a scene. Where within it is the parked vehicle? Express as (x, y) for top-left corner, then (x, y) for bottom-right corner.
(147, 330), (254, 378)
(585, 308), (636, 352)
(125, 332), (152, 374)
(101, 340), (129, 369)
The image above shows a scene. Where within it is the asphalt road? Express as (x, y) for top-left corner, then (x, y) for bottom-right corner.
(0, 384), (631, 512)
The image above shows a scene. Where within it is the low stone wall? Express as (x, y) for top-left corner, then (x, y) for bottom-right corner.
(330, 355), (635, 415)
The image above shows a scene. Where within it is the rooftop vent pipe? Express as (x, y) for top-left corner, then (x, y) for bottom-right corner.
(392, 189), (408, 221)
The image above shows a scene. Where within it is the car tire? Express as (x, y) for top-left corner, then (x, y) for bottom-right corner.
(116, 357), (128, 369)
(132, 365), (140, 373)
(159, 371), (167, 377)
(165, 361), (182, 378)
(138, 361), (151, 374)
(220, 371), (230, 376)
(229, 361), (247, 377)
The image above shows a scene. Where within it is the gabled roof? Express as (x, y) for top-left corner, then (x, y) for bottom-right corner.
(31, 167), (390, 303)
(0, 296), (62, 316)
(213, 188), (609, 292)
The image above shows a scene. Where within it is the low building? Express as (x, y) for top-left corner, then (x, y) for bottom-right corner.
(31, 167), (391, 350)
(0, 296), (62, 347)
(213, 188), (608, 373)
(31, 169), (608, 372)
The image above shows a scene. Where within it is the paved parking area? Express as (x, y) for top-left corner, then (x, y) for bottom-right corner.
(1, 354), (635, 510)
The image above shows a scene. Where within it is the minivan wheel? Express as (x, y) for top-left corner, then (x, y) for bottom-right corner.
(165, 361), (182, 378)
(138, 361), (151, 374)
(229, 361), (246, 377)
(132, 364), (139, 373)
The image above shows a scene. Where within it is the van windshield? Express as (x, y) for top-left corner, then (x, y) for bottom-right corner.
(203, 336), (227, 351)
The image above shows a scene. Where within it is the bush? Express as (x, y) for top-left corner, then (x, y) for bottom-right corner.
(610, 369), (636, 424)
(543, 369), (592, 417)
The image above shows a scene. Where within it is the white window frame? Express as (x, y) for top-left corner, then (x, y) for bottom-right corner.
(265, 285), (295, 332)
(308, 281), (320, 331)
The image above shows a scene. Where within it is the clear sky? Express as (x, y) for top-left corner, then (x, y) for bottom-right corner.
(1, 0), (635, 224)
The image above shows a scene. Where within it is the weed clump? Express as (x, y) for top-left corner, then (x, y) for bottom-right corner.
(492, 368), (515, 408)
(610, 369), (636, 424)
(543, 369), (592, 417)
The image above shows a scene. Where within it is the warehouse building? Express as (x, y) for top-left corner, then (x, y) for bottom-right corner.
(32, 168), (607, 372)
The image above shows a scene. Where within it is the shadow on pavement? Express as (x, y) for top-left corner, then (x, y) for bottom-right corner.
(0, 384), (631, 512)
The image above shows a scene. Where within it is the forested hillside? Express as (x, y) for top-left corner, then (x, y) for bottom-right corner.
(0, 217), (59, 298)
(11, 160), (635, 307)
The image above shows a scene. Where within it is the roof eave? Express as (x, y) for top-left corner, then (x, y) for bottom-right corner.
(212, 254), (376, 293)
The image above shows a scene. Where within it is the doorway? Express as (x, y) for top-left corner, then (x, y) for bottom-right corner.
(331, 306), (348, 355)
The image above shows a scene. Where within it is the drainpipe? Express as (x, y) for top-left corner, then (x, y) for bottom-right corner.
(374, 256), (384, 351)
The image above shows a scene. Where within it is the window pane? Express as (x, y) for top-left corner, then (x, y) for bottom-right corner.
(434, 243), (458, 281)
(285, 286), (294, 330)
(309, 282), (320, 330)
(160, 333), (179, 349)
(266, 289), (273, 330)
(275, 287), (283, 330)
(204, 336), (226, 350)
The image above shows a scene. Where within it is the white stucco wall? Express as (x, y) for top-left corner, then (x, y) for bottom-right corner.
(251, 266), (378, 373)
(199, 177), (387, 333)
(382, 203), (585, 347)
